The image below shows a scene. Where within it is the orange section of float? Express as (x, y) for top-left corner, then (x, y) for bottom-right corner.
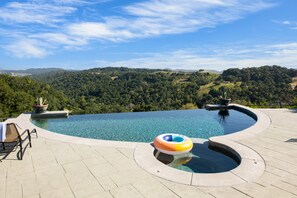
(153, 133), (193, 155)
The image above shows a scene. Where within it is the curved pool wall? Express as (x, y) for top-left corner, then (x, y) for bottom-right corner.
(31, 108), (256, 142)
(10, 103), (271, 187)
(155, 141), (240, 173)
(134, 104), (271, 186)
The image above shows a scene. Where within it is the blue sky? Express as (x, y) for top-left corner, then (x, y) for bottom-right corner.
(0, 0), (296, 70)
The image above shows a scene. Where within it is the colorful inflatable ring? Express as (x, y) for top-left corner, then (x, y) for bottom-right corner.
(153, 133), (193, 155)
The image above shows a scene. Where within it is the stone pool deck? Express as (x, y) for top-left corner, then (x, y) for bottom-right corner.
(1, 109), (297, 198)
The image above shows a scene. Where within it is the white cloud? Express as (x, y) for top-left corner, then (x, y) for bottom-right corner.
(273, 20), (297, 29)
(93, 42), (297, 70)
(282, 21), (291, 25)
(67, 22), (136, 42)
(30, 33), (87, 46)
(56, 0), (275, 46)
(51, 0), (110, 5)
(0, 0), (276, 58)
(71, 0), (274, 40)
(0, 2), (76, 25)
(268, 43), (297, 60)
(5, 39), (47, 58)
(124, 0), (228, 17)
(270, 42), (297, 49)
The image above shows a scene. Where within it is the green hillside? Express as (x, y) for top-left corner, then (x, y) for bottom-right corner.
(1, 65), (297, 118)
(0, 74), (70, 118)
(33, 67), (219, 114)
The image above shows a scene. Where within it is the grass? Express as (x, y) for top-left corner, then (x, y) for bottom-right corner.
(199, 81), (242, 94)
(291, 77), (297, 89)
(180, 103), (198, 110)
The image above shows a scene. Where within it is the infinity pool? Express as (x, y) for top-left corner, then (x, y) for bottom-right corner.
(31, 109), (255, 142)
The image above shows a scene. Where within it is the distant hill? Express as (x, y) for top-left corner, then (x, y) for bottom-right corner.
(1, 65), (296, 118)
(0, 68), (67, 76)
(172, 69), (221, 74)
(33, 65), (297, 114)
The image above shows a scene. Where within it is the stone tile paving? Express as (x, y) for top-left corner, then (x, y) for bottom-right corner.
(0, 109), (296, 197)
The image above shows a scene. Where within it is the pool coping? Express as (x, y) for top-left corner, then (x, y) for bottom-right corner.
(134, 104), (271, 186)
(9, 104), (271, 187)
(8, 113), (140, 150)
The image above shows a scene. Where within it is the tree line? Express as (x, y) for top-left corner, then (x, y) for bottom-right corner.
(0, 65), (296, 117)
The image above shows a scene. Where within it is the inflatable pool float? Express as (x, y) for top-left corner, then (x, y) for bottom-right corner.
(153, 133), (193, 155)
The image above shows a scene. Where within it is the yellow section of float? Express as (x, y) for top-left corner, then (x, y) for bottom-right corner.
(153, 133), (193, 155)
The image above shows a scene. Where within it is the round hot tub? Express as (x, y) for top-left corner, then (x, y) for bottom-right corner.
(155, 141), (240, 173)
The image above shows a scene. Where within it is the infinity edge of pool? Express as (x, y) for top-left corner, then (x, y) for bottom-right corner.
(30, 107), (256, 142)
(24, 103), (270, 186)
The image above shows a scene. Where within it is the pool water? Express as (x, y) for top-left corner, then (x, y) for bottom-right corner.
(155, 142), (240, 173)
(32, 109), (255, 142)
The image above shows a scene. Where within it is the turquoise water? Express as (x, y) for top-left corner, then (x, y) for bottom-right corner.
(156, 142), (240, 173)
(31, 109), (256, 142)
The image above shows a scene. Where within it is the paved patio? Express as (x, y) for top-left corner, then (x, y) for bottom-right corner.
(1, 109), (297, 198)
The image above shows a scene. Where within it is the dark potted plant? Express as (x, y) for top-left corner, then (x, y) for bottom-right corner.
(219, 91), (231, 106)
(33, 97), (48, 113)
